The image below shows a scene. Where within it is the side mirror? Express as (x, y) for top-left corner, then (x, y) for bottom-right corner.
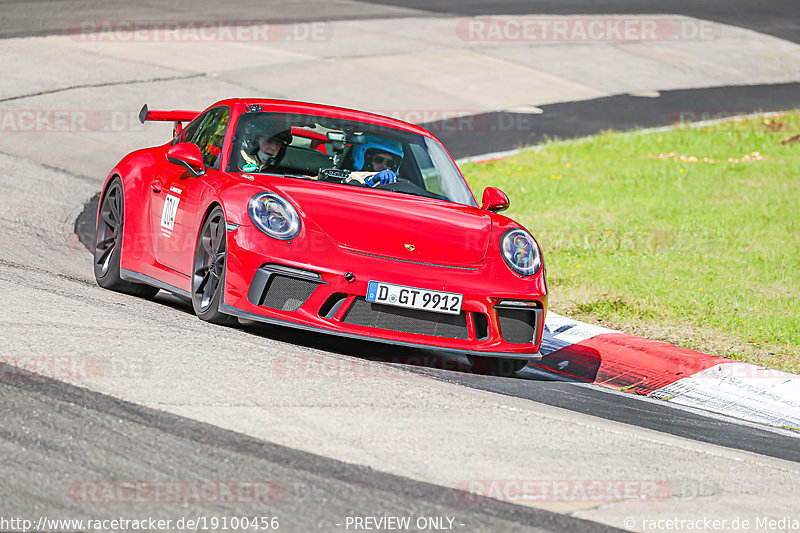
(166, 143), (205, 177)
(481, 186), (509, 212)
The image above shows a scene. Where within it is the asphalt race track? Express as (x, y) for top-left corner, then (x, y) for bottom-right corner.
(2, 1), (800, 532)
(0, 365), (618, 533)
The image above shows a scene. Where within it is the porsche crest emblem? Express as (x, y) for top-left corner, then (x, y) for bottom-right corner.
(404, 244), (415, 251)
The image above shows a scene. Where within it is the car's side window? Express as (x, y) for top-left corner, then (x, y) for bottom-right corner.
(178, 117), (201, 145)
(406, 143), (442, 194)
(183, 107), (231, 169)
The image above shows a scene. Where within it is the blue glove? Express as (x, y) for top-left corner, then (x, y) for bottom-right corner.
(365, 169), (397, 187)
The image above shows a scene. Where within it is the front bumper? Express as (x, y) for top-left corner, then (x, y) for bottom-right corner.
(223, 224), (548, 359)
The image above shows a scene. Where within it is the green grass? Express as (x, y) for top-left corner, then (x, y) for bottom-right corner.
(462, 112), (800, 373)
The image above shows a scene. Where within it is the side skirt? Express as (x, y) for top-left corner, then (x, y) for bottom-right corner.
(120, 268), (192, 300)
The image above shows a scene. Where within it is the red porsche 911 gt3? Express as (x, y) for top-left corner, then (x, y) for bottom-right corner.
(94, 98), (547, 373)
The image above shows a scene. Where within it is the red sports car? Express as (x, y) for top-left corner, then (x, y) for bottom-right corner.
(94, 98), (547, 373)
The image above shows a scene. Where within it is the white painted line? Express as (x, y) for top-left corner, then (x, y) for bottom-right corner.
(571, 380), (800, 439)
(526, 312), (800, 432)
(521, 363), (800, 438)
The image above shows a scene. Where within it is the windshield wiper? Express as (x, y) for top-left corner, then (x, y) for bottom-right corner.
(377, 181), (448, 201)
(282, 172), (315, 180)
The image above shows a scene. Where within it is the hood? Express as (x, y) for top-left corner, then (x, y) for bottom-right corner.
(270, 180), (490, 266)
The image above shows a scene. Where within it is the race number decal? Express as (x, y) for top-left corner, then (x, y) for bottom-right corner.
(160, 194), (180, 230)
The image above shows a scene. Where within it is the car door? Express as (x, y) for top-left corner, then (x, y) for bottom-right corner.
(151, 106), (230, 275)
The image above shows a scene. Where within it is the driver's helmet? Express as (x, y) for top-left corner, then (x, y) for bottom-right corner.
(242, 124), (293, 157)
(351, 135), (403, 172)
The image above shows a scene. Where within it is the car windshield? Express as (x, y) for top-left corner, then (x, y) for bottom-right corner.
(228, 111), (477, 207)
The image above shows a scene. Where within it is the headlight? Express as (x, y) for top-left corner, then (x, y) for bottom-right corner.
(248, 192), (301, 240)
(500, 229), (541, 276)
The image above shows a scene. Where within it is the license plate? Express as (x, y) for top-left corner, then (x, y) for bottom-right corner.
(366, 281), (463, 315)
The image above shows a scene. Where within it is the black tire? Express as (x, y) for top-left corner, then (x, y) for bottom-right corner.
(94, 178), (159, 298)
(191, 206), (235, 325)
(467, 356), (529, 377)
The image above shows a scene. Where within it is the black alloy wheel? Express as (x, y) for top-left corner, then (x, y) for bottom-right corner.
(191, 205), (235, 325)
(93, 178), (159, 298)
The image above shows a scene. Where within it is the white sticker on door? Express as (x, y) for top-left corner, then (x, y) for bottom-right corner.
(160, 194), (180, 230)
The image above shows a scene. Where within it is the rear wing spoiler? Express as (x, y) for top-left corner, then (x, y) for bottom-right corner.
(138, 104), (198, 136)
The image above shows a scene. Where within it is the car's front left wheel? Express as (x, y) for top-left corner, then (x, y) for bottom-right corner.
(191, 205), (235, 325)
(94, 178), (159, 298)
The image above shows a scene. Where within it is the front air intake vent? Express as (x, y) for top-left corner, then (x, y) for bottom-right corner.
(260, 275), (318, 311)
(248, 264), (321, 311)
(494, 304), (543, 344)
(342, 297), (469, 339)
